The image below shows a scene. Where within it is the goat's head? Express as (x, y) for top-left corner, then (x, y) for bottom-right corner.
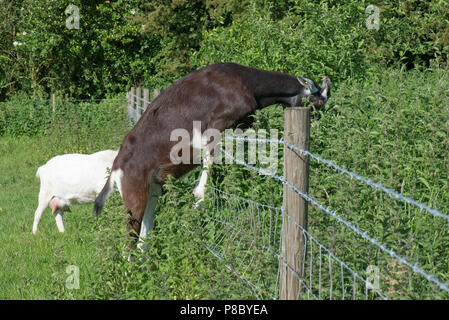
(296, 76), (331, 112)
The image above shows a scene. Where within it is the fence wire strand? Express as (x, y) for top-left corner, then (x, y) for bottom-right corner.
(200, 186), (389, 299)
(225, 135), (449, 223)
(215, 142), (449, 297)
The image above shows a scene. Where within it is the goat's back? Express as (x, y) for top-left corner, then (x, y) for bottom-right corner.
(37, 150), (118, 204)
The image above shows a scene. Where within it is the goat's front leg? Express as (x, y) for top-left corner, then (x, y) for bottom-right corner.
(54, 210), (65, 233)
(192, 120), (224, 207)
(193, 152), (213, 207)
(49, 197), (66, 233)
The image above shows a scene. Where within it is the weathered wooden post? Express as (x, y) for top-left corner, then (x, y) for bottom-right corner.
(153, 88), (160, 98)
(52, 94), (56, 112)
(143, 88), (150, 110)
(128, 87), (135, 123)
(136, 87), (142, 116)
(280, 107), (310, 300)
(129, 87), (135, 106)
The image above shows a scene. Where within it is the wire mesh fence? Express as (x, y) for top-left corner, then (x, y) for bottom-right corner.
(123, 89), (449, 299)
(199, 185), (392, 300)
(0, 97), (128, 137)
(199, 187), (283, 299)
(207, 134), (449, 300)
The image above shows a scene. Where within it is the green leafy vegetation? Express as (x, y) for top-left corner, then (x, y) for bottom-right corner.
(0, 67), (448, 299)
(0, 0), (448, 300)
(1, 1), (448, 100)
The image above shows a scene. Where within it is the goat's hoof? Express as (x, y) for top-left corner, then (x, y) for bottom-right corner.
(193, 201), (205, 210)
(124, 254), (136, 263)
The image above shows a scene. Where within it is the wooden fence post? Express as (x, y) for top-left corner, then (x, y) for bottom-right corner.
(129, 87), (135, 105)
(143, 88), (150, 110)
(280, 107), (310, 300)
(136, 87), (142, 116)
(52, 94), (56, 112)
(128, 87), (135, 120)
(153, 88), (160, 98)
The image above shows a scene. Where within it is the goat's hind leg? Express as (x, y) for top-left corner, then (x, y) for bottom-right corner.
(32, 186), (53, 234)
(49, 197), (67, 233)
(137, 177), (162, 253)
(32, 197), (50, 234)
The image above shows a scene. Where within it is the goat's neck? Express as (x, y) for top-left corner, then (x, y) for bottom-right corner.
(247, 71), (302, 108)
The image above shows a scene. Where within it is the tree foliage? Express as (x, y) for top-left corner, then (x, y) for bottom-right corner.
(0, 0), (448, 101)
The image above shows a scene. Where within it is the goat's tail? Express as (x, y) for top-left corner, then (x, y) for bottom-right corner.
(93, 176), (113, 216)
(36, 166), (43, 180)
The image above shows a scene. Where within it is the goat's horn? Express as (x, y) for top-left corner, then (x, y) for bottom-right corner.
(321, 76), (331, 87)
(321, 76), (331, 99)
(297, 76), (309, 88)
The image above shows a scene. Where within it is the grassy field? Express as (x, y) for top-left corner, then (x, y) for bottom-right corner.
(0, 100), (252, 299)
(0, 67), (448, 299)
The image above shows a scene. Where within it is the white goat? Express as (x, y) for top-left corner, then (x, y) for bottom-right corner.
(32, 149), (118, 234)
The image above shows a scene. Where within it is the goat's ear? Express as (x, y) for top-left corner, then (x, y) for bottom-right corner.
(298, 76), (320, 94)
(320, 76), (331, 100)
(297, 76), (311, 89)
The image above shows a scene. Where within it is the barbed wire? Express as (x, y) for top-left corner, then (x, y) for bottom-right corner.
(129, 100), (146, 111)
(203, 185), (388, 299)
(280, 207), (387, 300)
(225, 135), (449, 223)
(129, 93), (150, 111)
(219, 145), (449, 294)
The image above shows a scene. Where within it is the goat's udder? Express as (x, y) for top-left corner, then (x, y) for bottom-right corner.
(49, 197), (71, 215)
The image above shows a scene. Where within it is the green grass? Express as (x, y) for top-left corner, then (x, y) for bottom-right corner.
(0, 104), (253, 299)
(0, 67), (448, 299)
(0, 135), (103, 299)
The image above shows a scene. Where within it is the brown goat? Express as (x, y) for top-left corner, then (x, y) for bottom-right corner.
(93, 62), (331, 250)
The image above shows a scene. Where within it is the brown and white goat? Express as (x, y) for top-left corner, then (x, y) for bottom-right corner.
(93, 62), (331, 250)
